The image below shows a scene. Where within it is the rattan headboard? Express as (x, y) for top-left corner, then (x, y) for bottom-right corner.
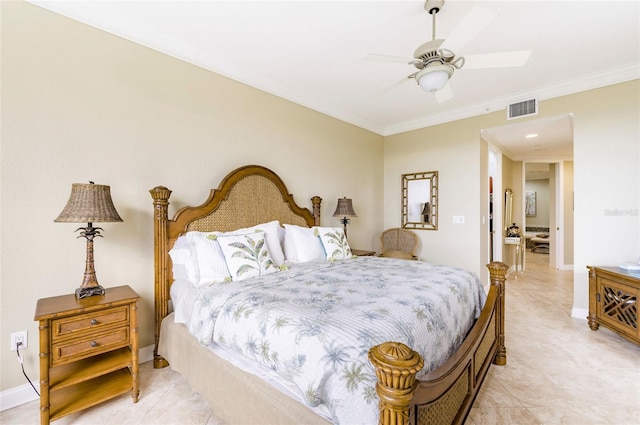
(149, 164), (321, 367)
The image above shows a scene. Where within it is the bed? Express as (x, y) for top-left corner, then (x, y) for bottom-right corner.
(150, 164), (508, 425)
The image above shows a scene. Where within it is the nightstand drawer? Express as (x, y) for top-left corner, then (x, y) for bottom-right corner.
(52, 306), (129, 340)
(52, 327), (130, 365)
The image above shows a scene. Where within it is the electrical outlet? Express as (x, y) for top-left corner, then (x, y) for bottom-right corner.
(10, 331), (27, 351)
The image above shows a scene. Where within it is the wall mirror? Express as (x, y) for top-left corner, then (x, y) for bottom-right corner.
(402, 171), (438, 230)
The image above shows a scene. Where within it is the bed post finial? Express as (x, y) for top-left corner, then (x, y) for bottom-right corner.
(486, 261), (508, 366)
(150, 186), (172, 368)
(368, 341), (424, 425)
(311, 196), (322, 226)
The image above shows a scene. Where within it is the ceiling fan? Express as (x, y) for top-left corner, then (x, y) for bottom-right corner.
(367, 0), (531, 103)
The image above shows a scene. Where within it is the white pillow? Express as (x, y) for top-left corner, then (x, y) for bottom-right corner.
(283, 224), (325, 263)
(169, 235), (199, 283)
(315, 226), (353, 261)
(215, 232), (279, 281)
(186, 231), (229, 286)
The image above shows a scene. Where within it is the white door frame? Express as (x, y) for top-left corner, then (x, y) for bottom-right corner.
(489, 147), (503, 262)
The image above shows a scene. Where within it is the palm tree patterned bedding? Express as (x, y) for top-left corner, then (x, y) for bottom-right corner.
(175, 256), (486, 425)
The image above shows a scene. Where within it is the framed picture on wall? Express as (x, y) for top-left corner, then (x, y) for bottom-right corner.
(525, 191), (537, 216)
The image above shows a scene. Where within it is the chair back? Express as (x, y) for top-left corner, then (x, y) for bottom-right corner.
(379, 228), (418, 260)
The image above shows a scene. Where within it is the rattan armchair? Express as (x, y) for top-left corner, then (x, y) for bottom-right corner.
(379, 228), (418, 260)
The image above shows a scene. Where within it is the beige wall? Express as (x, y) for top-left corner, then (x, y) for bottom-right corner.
(384, 82), (639, 298)
(572, 83), (640, 313)
(384, 114), (502, 280)
(0, 2), (383, 392)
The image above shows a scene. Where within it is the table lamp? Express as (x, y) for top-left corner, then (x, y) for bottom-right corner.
(332, 197), (357, 238)
(54, 182), (123, 299)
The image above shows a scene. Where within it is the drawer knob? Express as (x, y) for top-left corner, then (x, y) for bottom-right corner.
(91, 341), (98, 347)
(90, 319), (98, 325)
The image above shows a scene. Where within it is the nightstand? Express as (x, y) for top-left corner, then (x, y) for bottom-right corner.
(34, 286), (140, 425)
(352, 249), (376, 257)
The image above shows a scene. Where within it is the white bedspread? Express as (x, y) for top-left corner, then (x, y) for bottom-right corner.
(172, 256), (486, 425)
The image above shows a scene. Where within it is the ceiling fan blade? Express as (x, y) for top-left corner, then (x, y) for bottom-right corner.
(360, 53), (411, 63)
(439, 6), (498, 53)
(463, 50), (531, 69)
(372, 76), (412, 99)
(435, 83), (453, 104)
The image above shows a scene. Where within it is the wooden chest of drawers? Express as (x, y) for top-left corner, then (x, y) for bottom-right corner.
(34, 286), (140, 424)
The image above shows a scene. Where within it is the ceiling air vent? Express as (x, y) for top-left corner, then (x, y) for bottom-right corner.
(507, 98), (538, 120)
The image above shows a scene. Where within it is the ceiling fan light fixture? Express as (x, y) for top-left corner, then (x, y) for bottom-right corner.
(416, 64), (453, 92)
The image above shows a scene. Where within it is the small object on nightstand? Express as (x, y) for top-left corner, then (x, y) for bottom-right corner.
(34, 286), (140, 425)
(352, 249), (376, 257)
(506, 223), (521, 237)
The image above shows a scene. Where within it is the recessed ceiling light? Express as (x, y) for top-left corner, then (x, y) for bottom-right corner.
(525, 133), (538, 138)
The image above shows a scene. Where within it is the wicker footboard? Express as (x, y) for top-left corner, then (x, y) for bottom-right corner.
(369, 261), (507, 425)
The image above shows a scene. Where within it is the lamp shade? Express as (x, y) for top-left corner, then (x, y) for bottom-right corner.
(416, 64), (453, 92)
(332, 197), (357, 218)
(54, 182), (123, 223)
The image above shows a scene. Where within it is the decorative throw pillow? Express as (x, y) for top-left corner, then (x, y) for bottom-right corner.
(315, 226), (352, 261)
(232, 221), (285, 266)
(283, 224), (326, 263)
(184, 221), (285, 287)
(215, 232), (279, 281)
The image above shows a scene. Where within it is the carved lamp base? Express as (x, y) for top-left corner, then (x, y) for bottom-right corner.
(75, 285), (105, 299)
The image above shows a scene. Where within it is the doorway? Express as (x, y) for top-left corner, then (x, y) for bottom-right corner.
(524, 162), (552, 267)
(482, 113), (575, 271)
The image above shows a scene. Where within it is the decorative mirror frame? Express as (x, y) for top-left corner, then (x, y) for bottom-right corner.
(504, 188), (513, 234)
(402, 171), (438, 230)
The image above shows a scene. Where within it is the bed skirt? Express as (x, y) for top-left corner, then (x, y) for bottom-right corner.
(159, 313), (331, 425)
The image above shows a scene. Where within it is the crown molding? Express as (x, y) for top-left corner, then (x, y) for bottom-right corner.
(383, 64), (639, 136)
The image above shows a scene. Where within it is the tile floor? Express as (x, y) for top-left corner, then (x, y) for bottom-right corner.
(467, 253), (640, 425)
(2, 252), (639, 424)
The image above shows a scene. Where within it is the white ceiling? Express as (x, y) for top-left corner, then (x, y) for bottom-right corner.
(30, 0), (639, 162)
(483, 113), (574, 160)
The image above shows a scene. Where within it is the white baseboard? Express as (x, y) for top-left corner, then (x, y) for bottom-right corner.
(0, 345), (154, 412)
(571, 307), (588, 321)
(138, 344), (155, 366)
(0, 383), (39, 413)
